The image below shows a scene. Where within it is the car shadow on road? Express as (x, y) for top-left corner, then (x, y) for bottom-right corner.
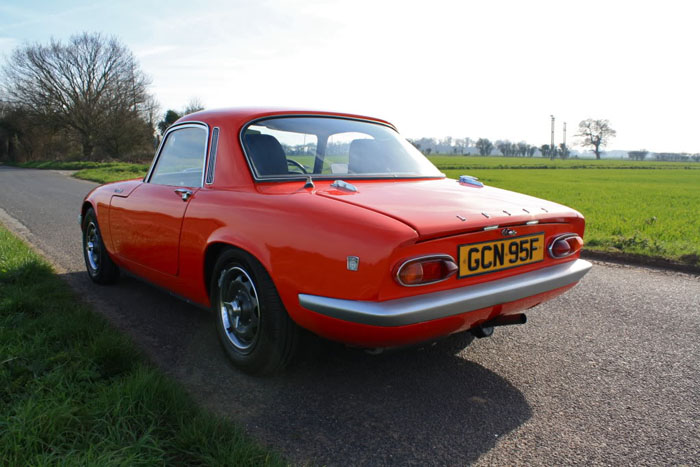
(61, 271), (532, 466)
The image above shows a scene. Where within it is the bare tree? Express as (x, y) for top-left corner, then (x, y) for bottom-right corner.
(2, 32), (152, 159)
(475, 138), (493, 156)
(516, 142), (529, 157)
(496, 140), (516, 156)
(628, 150), (648, 161)
(183, 97), (205, 115)
(559, 143), (570, 159)
(0, 102), (16, 160)
(656, 152), (690, 162)
(576, 119), (616, 160)
(155, 98), (206, 142)
(457, 137), (471, 154)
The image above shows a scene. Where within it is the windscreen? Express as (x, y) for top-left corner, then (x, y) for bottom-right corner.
(241, 117), (443, 180)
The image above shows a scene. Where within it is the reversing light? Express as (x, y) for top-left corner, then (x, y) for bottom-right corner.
(396, 255), (458, 286)
(548, 234), (584, 259)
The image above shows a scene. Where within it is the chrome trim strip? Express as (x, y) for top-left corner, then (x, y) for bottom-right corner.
(145, 121), (210, 187)
(547, 233), (581, 259)
(299, 259), (592, 327)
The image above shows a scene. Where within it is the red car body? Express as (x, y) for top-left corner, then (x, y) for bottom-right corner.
(81, 108), (591, 372)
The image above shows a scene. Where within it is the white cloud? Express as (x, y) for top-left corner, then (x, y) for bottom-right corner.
(1, 0), (699, 152)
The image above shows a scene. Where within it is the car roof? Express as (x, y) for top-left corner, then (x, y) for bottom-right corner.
(174, 107), (397, 131)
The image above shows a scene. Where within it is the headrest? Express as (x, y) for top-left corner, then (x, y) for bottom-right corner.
(349, 139), (386, 173)
(244, 133), (288, 176)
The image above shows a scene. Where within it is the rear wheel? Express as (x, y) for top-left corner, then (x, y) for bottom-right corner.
(82, 208), (119, 284)
(211, 248), (299, 375)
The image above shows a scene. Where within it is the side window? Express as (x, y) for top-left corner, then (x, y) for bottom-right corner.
(150, 126), (207, 187)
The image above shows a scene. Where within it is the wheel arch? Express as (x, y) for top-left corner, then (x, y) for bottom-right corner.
(203, 241), (272, 302)
(81, 201), (95, 227)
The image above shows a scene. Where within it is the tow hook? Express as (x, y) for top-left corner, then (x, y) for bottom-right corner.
(471, 313), (528, 339)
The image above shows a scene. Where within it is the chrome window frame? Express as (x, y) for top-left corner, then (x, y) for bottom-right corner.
(238, 114), (442, 183)
(547, 233), (582, 259)
(205, 127), (220, 185)
(145, 121), (210, 187)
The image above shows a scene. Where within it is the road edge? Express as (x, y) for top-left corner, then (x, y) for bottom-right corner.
(581, 249), (700, 276)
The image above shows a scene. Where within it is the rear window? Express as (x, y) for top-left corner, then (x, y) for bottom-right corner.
(241, 117), (443, 180)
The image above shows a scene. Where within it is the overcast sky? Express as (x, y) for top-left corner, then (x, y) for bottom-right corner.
(1, 0), (698, 153)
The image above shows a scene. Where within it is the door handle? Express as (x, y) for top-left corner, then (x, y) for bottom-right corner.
(174, 188), (193, 201)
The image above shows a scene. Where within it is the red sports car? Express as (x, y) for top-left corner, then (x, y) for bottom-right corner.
(81, 108), (591, 374)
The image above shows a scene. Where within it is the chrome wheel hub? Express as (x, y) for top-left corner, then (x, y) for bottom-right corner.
(85, 222), (100, 272)
(219, 266), (260, 352)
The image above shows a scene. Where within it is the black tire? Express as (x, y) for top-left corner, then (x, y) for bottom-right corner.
(211, 248), (299, 375)
(82, 208), (120, 284)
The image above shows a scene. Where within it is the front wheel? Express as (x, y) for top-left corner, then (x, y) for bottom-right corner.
(82, 208), (119, 284)
(211, 248), (299, 375)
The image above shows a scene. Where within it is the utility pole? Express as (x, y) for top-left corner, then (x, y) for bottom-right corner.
(563, 122), (567, 146)
(550, 115), (555, 152)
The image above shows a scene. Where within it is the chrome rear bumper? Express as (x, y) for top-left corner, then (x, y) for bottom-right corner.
(299, 259), (592, 327)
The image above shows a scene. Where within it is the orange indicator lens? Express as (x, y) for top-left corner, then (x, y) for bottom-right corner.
(397, 257), (458, 286)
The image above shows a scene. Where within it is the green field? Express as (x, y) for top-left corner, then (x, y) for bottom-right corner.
(0, 225), (282, 465)
(432, 158), (700, 265)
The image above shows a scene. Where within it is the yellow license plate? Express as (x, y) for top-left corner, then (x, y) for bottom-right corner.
(459, 232), (545, 278)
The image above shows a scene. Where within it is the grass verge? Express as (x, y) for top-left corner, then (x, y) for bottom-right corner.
(0, 225), (283, 465)
(72, 164), (148, 184)
(13, 160), (149, 184)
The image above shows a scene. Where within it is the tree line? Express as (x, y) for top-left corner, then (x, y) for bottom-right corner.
(410, 119), (699, 161)
(0, 33), (200, 163)
(409, 137), (572, 159)
(409, 119), (616, 160)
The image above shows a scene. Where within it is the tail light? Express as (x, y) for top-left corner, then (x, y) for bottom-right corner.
(548, 234), (584, 259)
(395, 255), (458, 286)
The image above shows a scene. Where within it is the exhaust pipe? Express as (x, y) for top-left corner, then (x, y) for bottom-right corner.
(471, 313), (527, 338)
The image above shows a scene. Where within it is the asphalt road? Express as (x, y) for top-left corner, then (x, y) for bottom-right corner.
(1, 165), (698, 466)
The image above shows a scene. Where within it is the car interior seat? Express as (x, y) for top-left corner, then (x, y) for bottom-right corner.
(243, 134), (289, 176)
(348, 139), (385, 174)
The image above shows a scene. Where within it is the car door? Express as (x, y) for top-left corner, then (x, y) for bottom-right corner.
(109, 123), (209, 276)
